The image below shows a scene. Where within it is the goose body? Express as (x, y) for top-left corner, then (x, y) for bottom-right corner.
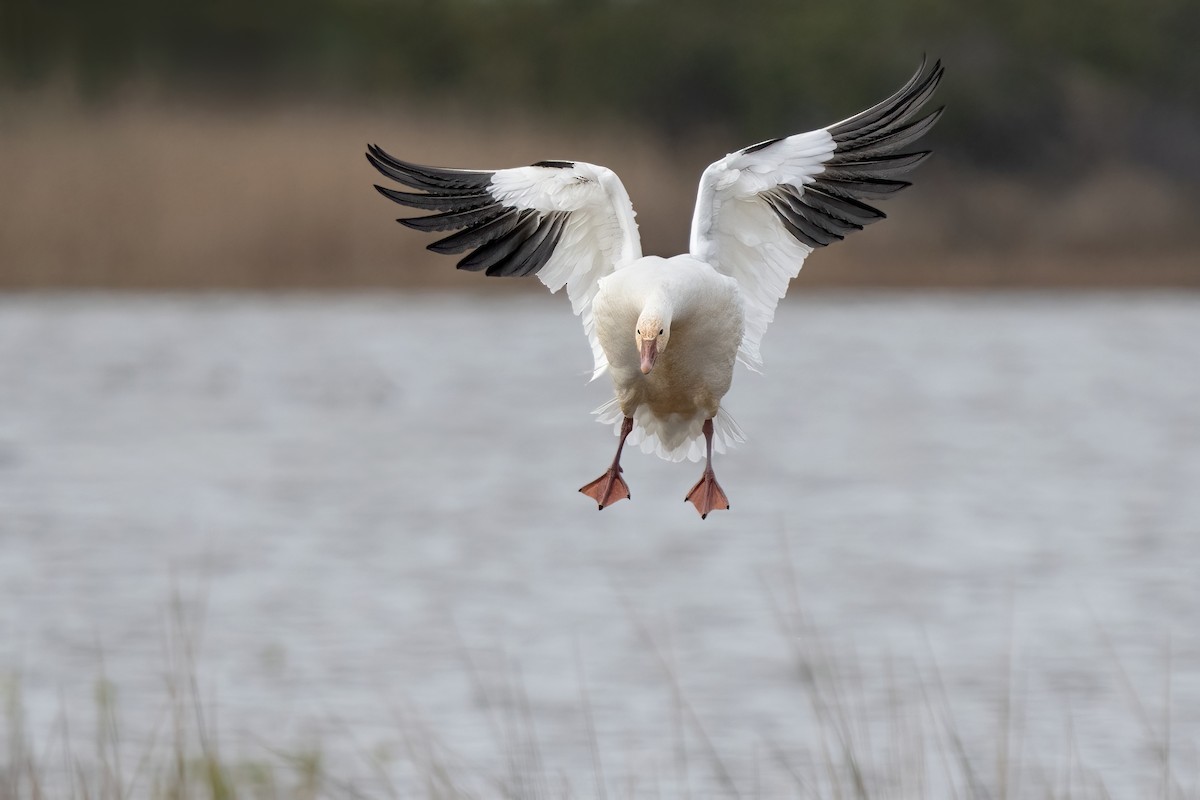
(593, 256), (744, 462)
(367, 59), (944, 517)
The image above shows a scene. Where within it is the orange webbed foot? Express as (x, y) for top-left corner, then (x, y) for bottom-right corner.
(579, 468), (631, 510)
(684, 469), (729, 519)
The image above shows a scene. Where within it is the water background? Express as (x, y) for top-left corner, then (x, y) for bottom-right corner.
(2, 291), (1198, 796)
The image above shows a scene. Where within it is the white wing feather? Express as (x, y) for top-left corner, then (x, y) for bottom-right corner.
(689, 130), (831, 370)
(689, 59), (943, 371)
(367, 150), (642, 380)
(490, 165), (641, 379)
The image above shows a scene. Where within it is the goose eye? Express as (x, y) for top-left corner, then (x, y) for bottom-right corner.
(659, 328), (664, 335)
(636, 329), (641, 335)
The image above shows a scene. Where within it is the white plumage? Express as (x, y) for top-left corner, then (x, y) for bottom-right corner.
(592, 255), (746, 462)
(367, 59), (943, 516)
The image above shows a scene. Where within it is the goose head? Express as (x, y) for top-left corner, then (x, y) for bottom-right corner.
(635, 310), (671, 374)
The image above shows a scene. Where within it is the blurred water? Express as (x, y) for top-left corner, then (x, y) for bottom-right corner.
(1, 291), (1198, 797)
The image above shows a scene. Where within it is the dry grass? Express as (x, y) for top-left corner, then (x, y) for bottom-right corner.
(1, 89), (1198, 289)
(1, 569), (1194, 799)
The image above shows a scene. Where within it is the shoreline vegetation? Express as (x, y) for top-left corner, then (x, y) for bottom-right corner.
(1, 588), (1191, 799)
(1, 90), (1198, 291)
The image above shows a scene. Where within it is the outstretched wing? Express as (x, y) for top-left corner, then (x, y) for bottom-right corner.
(367, 147), (643, 379)
(689, 58), (944, 370)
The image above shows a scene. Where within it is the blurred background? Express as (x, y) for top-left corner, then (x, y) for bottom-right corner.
(2, 1), (1199, 798)
(2, 0), (1199, 287)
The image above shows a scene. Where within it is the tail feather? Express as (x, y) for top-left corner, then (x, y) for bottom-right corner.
(593, 399), (744, 462)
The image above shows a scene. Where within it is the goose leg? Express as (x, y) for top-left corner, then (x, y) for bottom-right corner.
(579, 416), (634, 510)
(685, 418), (730, 519)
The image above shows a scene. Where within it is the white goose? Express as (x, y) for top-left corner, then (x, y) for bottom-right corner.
(368, 59), (943, 518)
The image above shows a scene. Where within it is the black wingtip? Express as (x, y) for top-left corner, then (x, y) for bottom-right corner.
(365, 144), (494, 192)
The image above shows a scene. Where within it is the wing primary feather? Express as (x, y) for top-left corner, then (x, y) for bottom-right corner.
(459, 210), (539, 273)
(367, 151), (447, 192)
(800, 185), (886, 226)
(367, 145), (493, 190)
(795, 197), (865, 238)
(511, 211), (571, 277)
(822, 151), (932, 180)
(453, 210), (539, 273)
(479, 211), (552, 276)
(530, 160), (576, 169)
(831, 62), (944, 144)
(781, 213), (840, 248)
(836, 108), (945, 158)
(373, 185), (496, 212)
(508, 212), (570, 277)
(763, 192), (843, 247)
(813, 175), (912, 199)
(847, 65), (944, 143)
(826, 57), (929, 137)
(398, 203), (505, 232)
(827, 59), (941, 142)
(767, 187), (863, 242)
(477, 215), (556, 277)
(427, 207), (524, 254)
(460, 210), (572, 277)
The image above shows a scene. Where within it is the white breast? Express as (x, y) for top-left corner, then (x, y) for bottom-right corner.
(592, 255), (746, 461)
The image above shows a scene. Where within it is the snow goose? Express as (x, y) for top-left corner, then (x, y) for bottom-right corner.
(367, 59), (943, 518)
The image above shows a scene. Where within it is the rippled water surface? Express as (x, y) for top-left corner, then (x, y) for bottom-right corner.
(2, 292), (1198, 796)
